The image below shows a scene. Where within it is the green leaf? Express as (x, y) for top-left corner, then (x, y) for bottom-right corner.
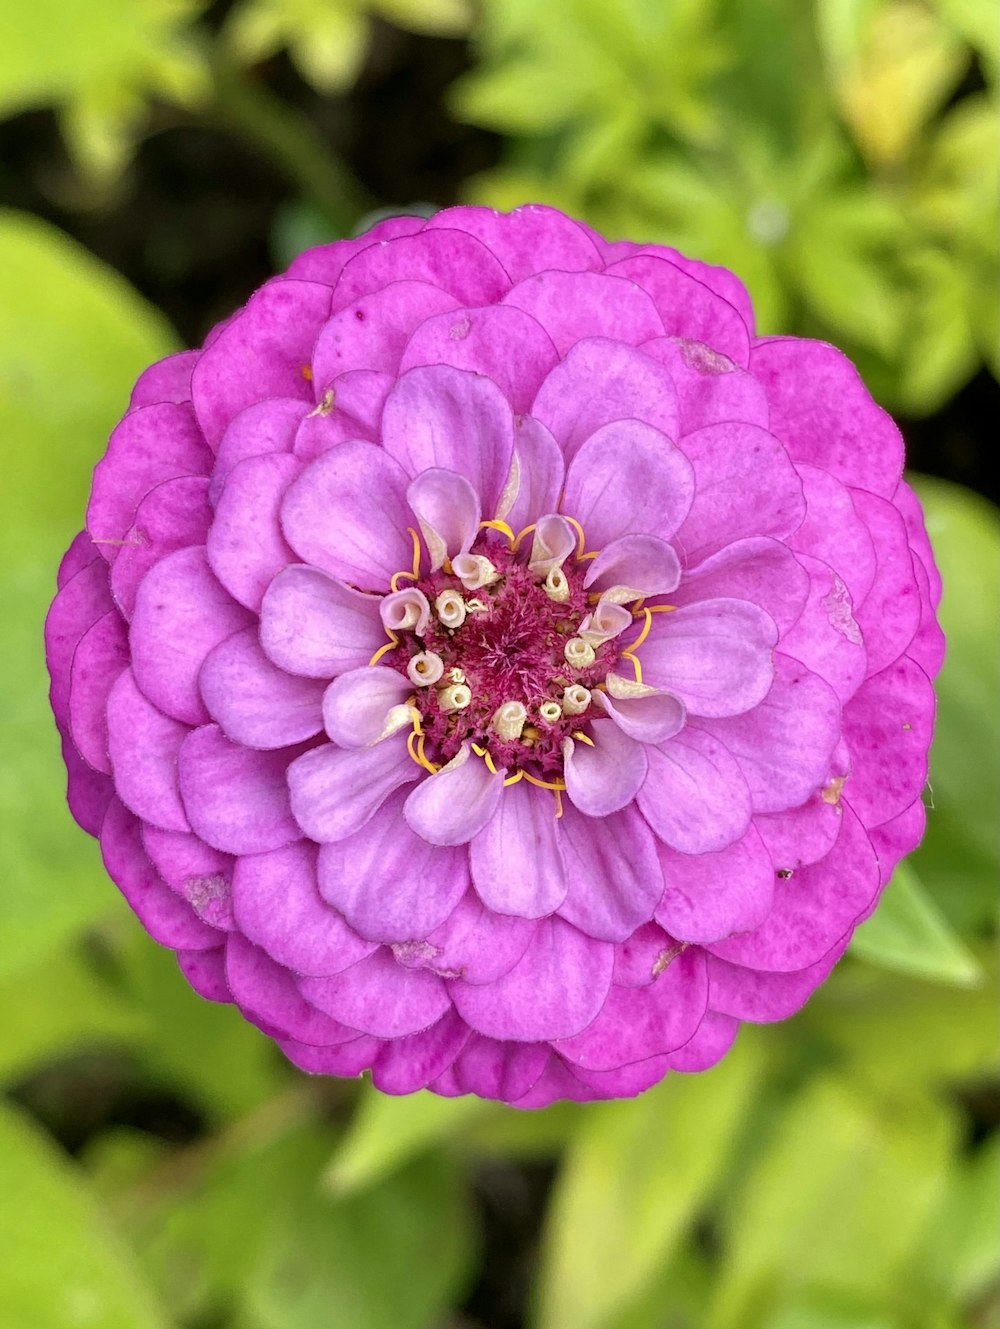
(706, 1076), (957, 1329)
(326, 1083), (493, 1194)
(248, 1150), (475, 1329)
(908, 478), (999, 932)
(0, 1100), (170, 1329)
(850, 858), (982, 985)
(0, 211), (176, 982)
(534, 1030), (766, 1329)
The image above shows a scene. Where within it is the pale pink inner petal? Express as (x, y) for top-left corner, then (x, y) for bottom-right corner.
(562, 721), (648, 817)
(287, 735), (419, 843)
(259, 565), (385, 679)
(470, 778), (568, 918)
(404, 743), (506, 846)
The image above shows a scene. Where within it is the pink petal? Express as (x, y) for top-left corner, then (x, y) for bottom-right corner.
(503, 269), (664, 354)
(100, 799), (220, 950)
(787, 464), (877, 608)
(312, 279), (461, 383)
(640, 336), (769, 433)
(709, 802), (878, 971)
(381, 365), (515, 519)
(563, 721), (648, 817)
(225, 934), (360, 1044)
(607, 255), (751, 365)
(561, 420), (695, 547)
(670, 537), (810, 635)
(57, 531), (99, 589)
(667, 1009), (739, 1071)
(141, 825), (236, 930)
(639, 599), (777, 718)
(209, 398), (306, 505)
(707, 941), (847, 1021)
(780, 554), (867, 703)
(111, 476), (213, 618)
(583, 534), (681, 601)
(556, 802), (664, 942)
(280, 439), (414, 591)
(294, 370), (394, 459)
(88, 402), (212, 552)
(399, 304), (560, 413)
(371, 1009), (471, 1095)
(593, 684), (686, 746)
(286, 213), (425, 283)
(46, 559), (113, 729)
(404, 744), (506, 845)
(231, 839), (375, 976)
(287, 735), (418, 842)
(199, 626), (325, 749)
(280, 1035), (382, 1076)
(206, 452), (301, 611)
(330, 228), (511, 311)
(531, 338), (680, 463)
(756, 792), (844, 873)
(451, 916), (613, 1041)
(191, 278), (331, 447)
(555, 947), (708, 1070)
(318, 789), (470, 941)
(449, 1035), (550, 1102)
(259, 565), (385, 678)
(177, 948), (231, 1002)
(422, 892), (536, 984)
(639, 727), (752, 853)
(128, 350), (198, 410)
(841, 656), (935, 829)
(424, 203), (603, 281)
(868, 798), (926, 887)
(68, 611), (129, 773)
(704, 655), (841, 814)
(106, 669), (190, 833)
(178, 724), (301, 854)
(62, 737), (114, 836)
(851, 489), (921, 678)
(299, 948), (451, 1038)
(322, 666), (412, 747)
(470, 778), (568, 918)
(655, 825), (774, 943)
(504, 416), (565, 533)
(130, 546), (254, 726)
(671, 422), (805, 566)
(751, 337), (904, 498)
(407, 467), (481, 570)
(612, 921), (677, 987)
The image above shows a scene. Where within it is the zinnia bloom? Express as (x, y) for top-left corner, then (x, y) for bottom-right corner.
(46, 205), (943, 1105)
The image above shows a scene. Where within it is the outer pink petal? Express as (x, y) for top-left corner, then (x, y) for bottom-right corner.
(299, 948), (450, 1038)
(851, 489), (921, 678)
(656, 824), (775, 943)
(667, 1009), (739, 1071)
(531, 338), (680, 463)
(561, 420), (695, 547)
(259, 565), (385, 678)
(280, 440), (414, 591)
(451, 916), (613, 1042)
(421, 892), (536, 984)
(779, 554), (867, 704)
(424, 203), (603, 281)
(841, 657), (935, 828)
(787, 464), (876, 608)
(503, 269), (664, 354)
(639, 728), (752, 853)
(312, 279), (461, 383)
(607, 255), (751, 365)
(178, 724), (301, 854)
(318, 789), (469, 941)
(191, 279), (331, 447)
(207, 452), (301, 611)
(287, 735), (418, 843)
(141, 826), (235, 930)
(286, 213), (425, 283)
(68, 611), (129, 773)
(209, 398), (305, 505)
(708, 802), (878, 971)
(556, 802), (664, 942)
(111, 477), (213, 618)
(177, 947), (231, 1002)
(640, 336), (769, 433)
(294, 370), (394, 459)
(199, 626), (325, 749)
(670, 537), (810, 636)
(128, 350), (198, 410)
(62, 738), (114, 836)
(225, 934), (360, 1044)
(280, 1035), (382, 1077)
(330, 228), (512, 311)
(231, 840), (375, 977)
(449, 1035), (550, 1102)
(671, 422), (805, 566)
(371, 1010), (471, 1095)
(750, 337), (904, 497)
(554, 947), (708, 1070)
(470, 778), (568, 918)
(381, 365), (515, 519)
(130, 546), (254, 726)
(106, 669), (190, 833)
(706, 941), (847, 1021)
(46, 559), (113, 729)
(400, 304), (560, 414)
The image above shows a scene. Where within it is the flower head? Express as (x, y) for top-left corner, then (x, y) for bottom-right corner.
(46, 205), (943, 1105)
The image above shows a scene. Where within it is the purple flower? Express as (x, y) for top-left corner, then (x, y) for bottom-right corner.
(45, 205), (943, 1105)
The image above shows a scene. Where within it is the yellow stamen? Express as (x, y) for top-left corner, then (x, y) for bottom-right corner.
(561, 514), (588, 559)
(511, 522), (537, 552)
(407, 526), (422, 579)
(479, 518), (516, 544)
(407, 728), (439, 775)
(368, 634), (399, 666)
(552, 787), (564, 818)
(519, 770), (567, 792)
(504, 771), (524, 786)
(571, 730), (595, 747)
(618, 650), (644, 685)
(390, 568), (418, 592)
(645, 603), (678, 614)
(629, 607), (654, 654)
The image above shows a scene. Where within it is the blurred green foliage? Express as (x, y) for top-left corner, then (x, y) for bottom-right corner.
(0, 3), (998, 1327)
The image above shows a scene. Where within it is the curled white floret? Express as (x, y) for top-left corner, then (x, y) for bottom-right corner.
(381, 587), (431, 635)
(543, 566), (570, 602)
(538, 700), (562, 725)
(565, 636), (596, 668)
(439, 682), (473, 712)
(561, 684), (592, 715)
(453, 553), (499, 590)
(492, 700), (528, 740)
(435, 589), (467, 630)
(407, 651), (444, 687)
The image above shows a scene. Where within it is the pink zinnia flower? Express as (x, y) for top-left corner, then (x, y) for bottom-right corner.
(45, 205), (943, 1105)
